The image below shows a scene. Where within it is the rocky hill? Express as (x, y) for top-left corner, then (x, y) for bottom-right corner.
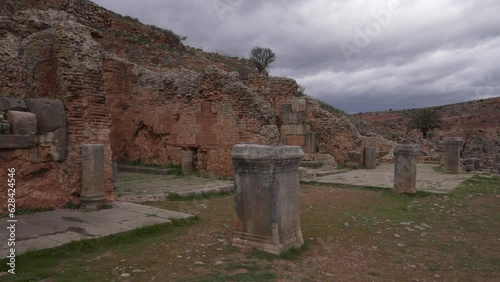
(353, 97), (500, 162)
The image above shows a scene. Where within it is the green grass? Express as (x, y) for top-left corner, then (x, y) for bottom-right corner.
(0, 217), (199, 282)
(432, 165), (444, 173)
(197, 271), (276, 282)
(450, 174), (499, 198)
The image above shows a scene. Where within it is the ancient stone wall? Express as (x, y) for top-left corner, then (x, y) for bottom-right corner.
(0, 10), (114, 212)
(104, 61), (297, 176)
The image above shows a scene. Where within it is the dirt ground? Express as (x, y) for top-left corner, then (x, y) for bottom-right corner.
(3, 175), (498, 282)
(132, 176), (500, 282)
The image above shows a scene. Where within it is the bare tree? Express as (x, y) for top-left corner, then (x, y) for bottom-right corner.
(249, 46), (276, 74)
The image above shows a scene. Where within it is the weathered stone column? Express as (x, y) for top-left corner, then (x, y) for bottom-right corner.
(182, 150), (194, 174)
(305, 132), (319, 153)
(364, 147), (377, 169)
(81, 144), (105, 208)
(444, 137), (463, 174)
(393, 144), (420, 194)
(232, 144), (304, 254)
(471, 158), (480, 171)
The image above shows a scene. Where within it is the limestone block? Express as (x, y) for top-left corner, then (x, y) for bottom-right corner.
(6, 111), (37, 135)
(232, 144), (304, 254)
(48, 128), (68, 161)
(305, 132), (319, 153)
(0, 122), (10, 134)
(282, 124), (310, 135)
(0, 97), (27, 111)
(318, 143), (327, 154)
(364, 147), (377, 169)
(81, 144), (106, 209)
(314, 153), (337, 168)
(26, 98), (66, 132)
(292, 112), (306, 124)
(282, 104), (292, 125)
(393, 144), (420, 194)
(0, 134), (36, 149)
(279, 134), (287, 145)
(291, 98), (306, 112)
(287, 135), (305, 147)
(38, 131), (55, 143)
(36, 129), (67, 162)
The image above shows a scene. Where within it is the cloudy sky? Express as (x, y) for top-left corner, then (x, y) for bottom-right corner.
(91, 0), (500, 113)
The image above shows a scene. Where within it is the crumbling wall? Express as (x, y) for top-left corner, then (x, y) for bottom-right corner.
(0, 10), (114, 212)
(104, 61), (296, 176)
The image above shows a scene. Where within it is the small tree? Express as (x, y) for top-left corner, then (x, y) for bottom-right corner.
(249, 46), (276, 74)
(407, 108), (443, 139)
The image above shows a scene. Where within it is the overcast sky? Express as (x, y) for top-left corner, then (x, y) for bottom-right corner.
(91, 0), (500, 113)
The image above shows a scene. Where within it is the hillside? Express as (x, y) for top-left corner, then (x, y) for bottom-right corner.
(353, 97), (500, 161)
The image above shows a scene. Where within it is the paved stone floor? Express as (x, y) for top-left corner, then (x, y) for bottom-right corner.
(116, 172), (234, 202)
(0, 202), (192, 257)
(302, 163), (474, 194)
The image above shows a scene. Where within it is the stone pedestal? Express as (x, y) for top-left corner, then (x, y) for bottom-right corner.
(393, 144), (420, 194)
(444, 137), (463, 174)
(232, 144), (304, 255)
(364, 147), (377, 169)
(81, 144), (105, 208)
(182, 150), (194, 174)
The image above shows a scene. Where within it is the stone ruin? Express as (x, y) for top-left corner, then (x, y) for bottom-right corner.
(232, 144), (304, 254)
(393, 144), (420, 194)
(0, 0), (364, 212)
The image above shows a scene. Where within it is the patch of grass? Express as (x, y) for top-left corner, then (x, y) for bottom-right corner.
(0, 218), (199, 281)
(63, 201), (90, 212)
(432, 165), (444, 173)
(167, 164), (183, 175)
(451, 175), (500, 198)
(197, 271), (276, 282)
(279, 241), (310, 260)
(457, 256), (500, 272)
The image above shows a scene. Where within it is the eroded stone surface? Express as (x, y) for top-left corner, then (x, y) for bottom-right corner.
(0, 134), (37, 149)
(364, 147), (377, 169)
(393, 144), (420, 194)
(81, 144), (106, 208)
(444, 137), (463, 174)
(232, 144), (304, 254)
(6, 110), (37, 135)
(26, 98), (66, 132)
(0, 97), (27, 111)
